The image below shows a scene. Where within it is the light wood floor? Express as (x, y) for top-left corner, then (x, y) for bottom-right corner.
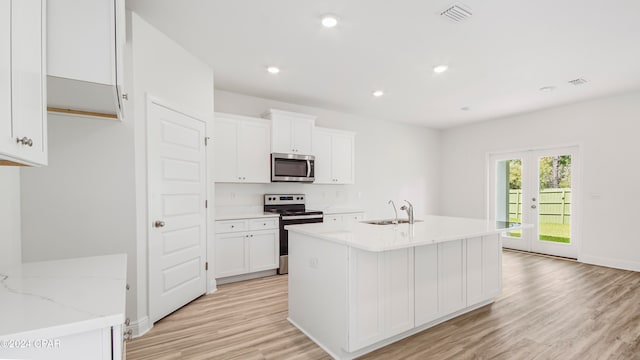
(127, 251), (640, 360)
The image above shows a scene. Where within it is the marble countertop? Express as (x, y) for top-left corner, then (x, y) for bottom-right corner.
(319, 207), (365, 215)
(286, 215), (523, 252)
(0, 254), (127, 339)
(215, 211), (280, 221)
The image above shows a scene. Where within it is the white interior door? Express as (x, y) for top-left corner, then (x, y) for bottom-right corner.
(490, 147), (579, 259)
(148, 99), (207, 323)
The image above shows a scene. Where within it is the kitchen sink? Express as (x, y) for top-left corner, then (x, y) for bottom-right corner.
(361, 219), (423, 225)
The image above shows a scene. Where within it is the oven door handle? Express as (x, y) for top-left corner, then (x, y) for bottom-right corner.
(282, 214), (323, 221)
(306, 160), (311, 178)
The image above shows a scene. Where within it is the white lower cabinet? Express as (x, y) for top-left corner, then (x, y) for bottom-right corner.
(0, 326), (124, 360)
(438, 239), (466, 314)
(248, 231), (279, 272)
(215, 232), (248, 277)
(214, 218), (279, 279)
(414, 245), (439, 325)
(348, 247), (414, 351)
(466, 234), (502, 305)
(414, 235), (502, 327)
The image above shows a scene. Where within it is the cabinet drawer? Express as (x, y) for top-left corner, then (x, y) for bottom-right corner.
(216, 220), (248, 233)
(249, 218), (278, 230)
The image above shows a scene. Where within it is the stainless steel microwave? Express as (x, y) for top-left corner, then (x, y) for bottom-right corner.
(271, 153), (315, 182)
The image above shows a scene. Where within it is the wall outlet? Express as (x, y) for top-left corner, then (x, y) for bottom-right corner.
(309, 257), (319, 269)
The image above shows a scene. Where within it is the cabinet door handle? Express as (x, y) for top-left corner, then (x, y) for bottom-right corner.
(16, 137), (33, 147)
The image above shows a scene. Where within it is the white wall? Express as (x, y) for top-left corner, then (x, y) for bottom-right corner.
(21, 112), (137, 314)
(441, 91), (640, 271)
(213, 90), (441, 219)
(130, 12), (215, 335)
(0, 168), (21, 272)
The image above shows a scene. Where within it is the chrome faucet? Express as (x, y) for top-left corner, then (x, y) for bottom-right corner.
(388, 200), (399, 224)
(400, 200), (414, 224)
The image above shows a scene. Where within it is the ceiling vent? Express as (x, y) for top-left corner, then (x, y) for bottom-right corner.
(568, 78), (588, 86)
(440, 3), (472, 23)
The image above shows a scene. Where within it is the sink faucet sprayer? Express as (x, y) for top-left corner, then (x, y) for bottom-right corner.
(388, 200), (399, 224)
(400, 200), (414, 224)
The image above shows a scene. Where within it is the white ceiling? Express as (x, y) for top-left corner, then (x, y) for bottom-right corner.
(127, 0), (640, 128)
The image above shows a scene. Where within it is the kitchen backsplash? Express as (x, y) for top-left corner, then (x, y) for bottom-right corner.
(214, 183), (362, 213)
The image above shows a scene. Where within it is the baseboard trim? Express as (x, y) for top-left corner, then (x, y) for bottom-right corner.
(579, 254), (640, 272)
(216, 269), (278, 285)
(128, 316), (152, 339)
(207, 278), (218, 294)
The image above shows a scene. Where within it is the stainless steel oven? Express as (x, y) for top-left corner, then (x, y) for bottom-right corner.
(271, 153), (315, 183)
(264, 194), (323, 274)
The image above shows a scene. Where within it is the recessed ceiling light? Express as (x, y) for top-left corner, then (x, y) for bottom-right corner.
(266, 66), (280, 74)
(321, 14), (339, 28)
(372, 90), (384, 97)
(433, 65), (449, 74)
(539, 86), (556, 92)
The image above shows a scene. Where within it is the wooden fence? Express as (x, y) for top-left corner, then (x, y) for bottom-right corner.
(509, 188), (571, 224)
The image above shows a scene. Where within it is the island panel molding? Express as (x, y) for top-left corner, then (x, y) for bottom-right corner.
(286, 216), (512, 359)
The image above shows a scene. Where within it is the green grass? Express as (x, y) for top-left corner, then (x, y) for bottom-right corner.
(508, 218), (570, 244)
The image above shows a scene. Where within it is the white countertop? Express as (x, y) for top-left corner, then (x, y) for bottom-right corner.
(0, 254), (127, 339)
(319, 207), (365, 215)
(286, 215), (522, 252)
(215, 211), (280, 221)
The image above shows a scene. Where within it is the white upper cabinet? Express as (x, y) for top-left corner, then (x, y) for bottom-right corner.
(0, 0), (47, 166)
(313, 127), (355, 184)
(214, 112), (270, 183)
(262, 109), (315, 155)
(47, 0), (125, 120)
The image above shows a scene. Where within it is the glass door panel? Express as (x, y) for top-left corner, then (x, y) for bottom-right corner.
(490, 147), (578, 259)
(490, 152), (529, 252)
(537, 155), (571, 244)
(531, 148), (577, 258)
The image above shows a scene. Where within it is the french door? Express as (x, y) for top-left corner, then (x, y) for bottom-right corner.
(489, 146), (579, 259)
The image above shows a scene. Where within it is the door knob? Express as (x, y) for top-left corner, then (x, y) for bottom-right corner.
(531, 205), (537, 209)
(154, 221), (166, 228)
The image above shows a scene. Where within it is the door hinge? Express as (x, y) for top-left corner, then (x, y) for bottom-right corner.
(205, 136), (210, 146)
(205, 200), (208, 208)
(205, 262), (208, 271)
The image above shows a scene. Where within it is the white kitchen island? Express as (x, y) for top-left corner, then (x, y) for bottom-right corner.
(286, 215), (518, 360)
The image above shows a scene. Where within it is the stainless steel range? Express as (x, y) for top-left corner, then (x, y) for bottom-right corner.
(264, 194), (323, 274)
